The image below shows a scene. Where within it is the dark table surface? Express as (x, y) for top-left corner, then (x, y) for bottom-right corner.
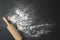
(0, 0), (59, 40)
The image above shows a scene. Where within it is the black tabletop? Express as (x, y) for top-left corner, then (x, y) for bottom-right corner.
(0, 0), (59, 40)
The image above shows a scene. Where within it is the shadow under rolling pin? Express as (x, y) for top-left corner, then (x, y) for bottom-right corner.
(3, 17), (23, 40)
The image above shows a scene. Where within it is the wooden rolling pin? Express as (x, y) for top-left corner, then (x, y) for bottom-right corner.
(3, 17), (23, 40)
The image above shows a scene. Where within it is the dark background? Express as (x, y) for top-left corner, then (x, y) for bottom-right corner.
(0, 0), (59, 40)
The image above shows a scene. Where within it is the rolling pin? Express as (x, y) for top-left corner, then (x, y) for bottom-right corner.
(3, 17), (23, 40)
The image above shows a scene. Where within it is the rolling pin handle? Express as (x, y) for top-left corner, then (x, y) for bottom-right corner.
(3, 17), (10, 26)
